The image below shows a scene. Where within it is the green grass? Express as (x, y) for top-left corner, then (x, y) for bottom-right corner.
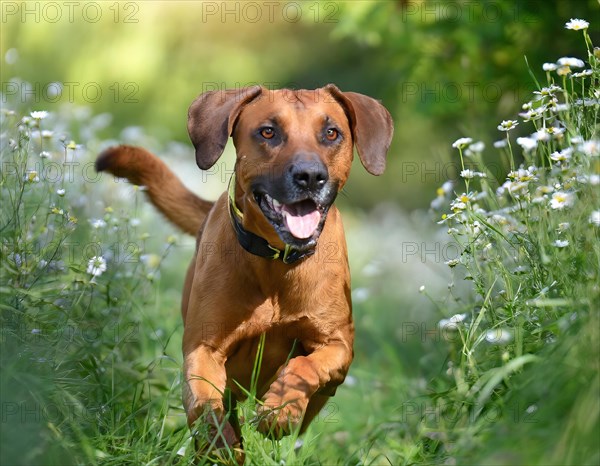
(1, 19), (599, 466)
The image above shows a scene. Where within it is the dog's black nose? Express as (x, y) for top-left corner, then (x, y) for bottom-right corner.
(289, 155), (329, 191)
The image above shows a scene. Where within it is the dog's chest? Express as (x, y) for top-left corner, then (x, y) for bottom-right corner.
(231, 294), (316, 341)
(224, 317), (315, 398)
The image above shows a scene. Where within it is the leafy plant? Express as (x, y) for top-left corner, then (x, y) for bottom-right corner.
(422, 18), (599, 464)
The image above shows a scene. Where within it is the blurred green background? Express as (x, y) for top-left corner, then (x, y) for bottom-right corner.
(3, 0), (598, 209)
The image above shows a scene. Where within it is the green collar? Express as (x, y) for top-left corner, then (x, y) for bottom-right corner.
(227, 175), (314, 264)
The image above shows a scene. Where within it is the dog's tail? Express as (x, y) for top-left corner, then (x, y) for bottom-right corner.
(96, 145), (213, 236)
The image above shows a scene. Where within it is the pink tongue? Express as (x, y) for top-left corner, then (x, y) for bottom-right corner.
(283, 209), (321, 239)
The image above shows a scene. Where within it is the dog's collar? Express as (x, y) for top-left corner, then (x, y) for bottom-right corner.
(227, 175), (315, 265)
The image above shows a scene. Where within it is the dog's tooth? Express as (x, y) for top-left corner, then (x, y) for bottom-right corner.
(272, 199), (281, 210)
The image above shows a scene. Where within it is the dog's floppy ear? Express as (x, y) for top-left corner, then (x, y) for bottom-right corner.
(325, 84), (394, 176)
(188, 86), (263, 170)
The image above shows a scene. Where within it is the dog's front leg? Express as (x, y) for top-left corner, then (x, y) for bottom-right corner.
(257, 338), (353, 437)
(183, 345), (239, 447)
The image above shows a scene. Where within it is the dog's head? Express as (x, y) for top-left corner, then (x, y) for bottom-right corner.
(188, 85), (393, 252)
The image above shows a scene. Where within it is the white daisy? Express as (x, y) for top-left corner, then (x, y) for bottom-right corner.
(497, 120), (519, 131)
(557, 57), (585, 68)
(553, 239), (569, 248)
(499, 180), (526, 195)
(550, 148), (573, 162)
(557, 66), (572, 76)
(24, 171), (40, 183)
(466, 141), (485, 154)
(438, 313), (468, 331)
(452, 137), (473, 149)
(56, 188), (66, 196)
(546, 126), (565, 137)
(542, 63), (557, 71)
(579, 140), (599, 157)
(565, 18), (589, 30)
(572, 135), (585, 144)
(87, 256), (107, 277)
(90, 219), (107, 229)
(549, 191), (575, 210)
(460, 169), (486, 179)
(508, 167), (537, 182)
(451, 193), (471, 211)
(532, 129), (550, 142)
(30, 111), (49, 120)
(516, 136), (538, 152)
(572, 69), (593, 78)
(534, 85), (562, 97)
(519, 108), (542, 121)
(589, 210), (600, 226)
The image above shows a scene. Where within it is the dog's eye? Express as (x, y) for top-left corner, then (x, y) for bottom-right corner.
(260, 127), (275, 139)
(325, 128), (338, 141)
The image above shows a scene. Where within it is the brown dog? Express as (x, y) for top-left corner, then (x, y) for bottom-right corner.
(96, 84), (393, 450)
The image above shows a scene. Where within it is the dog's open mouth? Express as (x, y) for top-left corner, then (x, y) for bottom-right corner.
(255, 193), (324, 240)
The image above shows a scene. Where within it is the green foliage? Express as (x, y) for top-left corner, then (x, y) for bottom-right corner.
(3, 2), (598, 210)
(405, 20), (599, 465)
(0, 108), (190, 464)
(331, 0), (600, 208)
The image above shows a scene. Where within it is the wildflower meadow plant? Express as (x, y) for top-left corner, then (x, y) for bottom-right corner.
(428, 18), (599, 464)
(0, 102), (188, 463)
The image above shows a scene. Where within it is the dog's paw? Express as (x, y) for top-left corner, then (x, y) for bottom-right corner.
(256, 392), (309, 438)
(189, 403), (241, 450)
(192, 426), (245, 466)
